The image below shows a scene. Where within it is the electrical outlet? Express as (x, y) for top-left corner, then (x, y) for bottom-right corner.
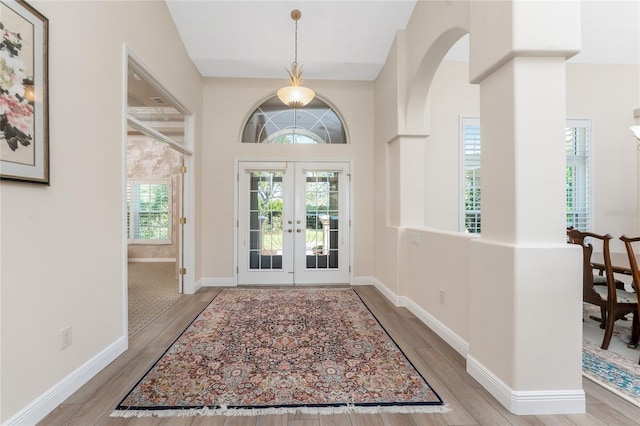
(60, 326), (72, 350)
(410, 232), (421, 245)
(439, 289), (445, 305)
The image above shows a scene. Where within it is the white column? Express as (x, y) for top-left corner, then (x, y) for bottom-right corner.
(466, 1), (584, 415)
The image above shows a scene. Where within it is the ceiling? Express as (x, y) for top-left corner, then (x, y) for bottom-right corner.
(129, 1), (638, 144)
(165, 0), (417, 81)
(127, 68), (186, 144)
(165, 0), (639, 82)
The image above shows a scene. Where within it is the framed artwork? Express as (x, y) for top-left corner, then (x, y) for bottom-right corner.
(0, 0), (49, 184)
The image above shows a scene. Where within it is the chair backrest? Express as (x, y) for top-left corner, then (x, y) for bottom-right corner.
(620, 235), (640, 294)
(567, 229), (615, 306)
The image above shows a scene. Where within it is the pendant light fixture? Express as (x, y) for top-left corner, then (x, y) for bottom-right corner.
(277, 9), (315, 108)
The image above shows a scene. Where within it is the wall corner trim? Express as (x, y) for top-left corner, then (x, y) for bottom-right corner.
(6, 337), (128, 425)
(466, 355), (586, 415)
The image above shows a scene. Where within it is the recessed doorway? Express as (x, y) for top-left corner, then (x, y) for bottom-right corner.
(125, 51), (194, 336)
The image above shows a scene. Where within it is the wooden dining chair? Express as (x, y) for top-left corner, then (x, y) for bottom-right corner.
(568, 229), (638, 350)
(620, 235), (640, 358)
(567, 227), (624, 289)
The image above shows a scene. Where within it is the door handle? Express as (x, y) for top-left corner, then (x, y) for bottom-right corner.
(287, 229), (293, 233)
(296, 228), (303, 233)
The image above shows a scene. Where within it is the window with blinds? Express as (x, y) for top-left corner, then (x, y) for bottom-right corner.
(565, 119), (591, 231)
(461, 118), (481, 233)
(459, 118), (591, 234)
(127, 179), (172, 244)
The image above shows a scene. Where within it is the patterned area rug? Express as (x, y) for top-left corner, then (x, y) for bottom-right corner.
(582, 304), (640, 407)
(112, 288), (446, 417)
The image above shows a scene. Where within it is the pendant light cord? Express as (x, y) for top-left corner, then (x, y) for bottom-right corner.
(294, 14), (298, 66)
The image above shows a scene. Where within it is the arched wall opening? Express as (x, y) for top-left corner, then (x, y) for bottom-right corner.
(404, 28), (470, 137)
(421, 34), (480, 232)
(390, 30), (478, 355)
(378, 1), (585, 415)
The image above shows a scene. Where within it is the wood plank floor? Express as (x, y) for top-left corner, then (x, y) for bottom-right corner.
(39, 286), (640, 425)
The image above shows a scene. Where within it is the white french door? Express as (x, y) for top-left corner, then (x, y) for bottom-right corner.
(237, 161), (350, 285)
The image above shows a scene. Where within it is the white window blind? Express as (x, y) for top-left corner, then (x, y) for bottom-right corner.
(461, 117), (481, 234)
(127, 179), (172, 244)
(565, 119), (591, 231)
(459, 118), (591, 234)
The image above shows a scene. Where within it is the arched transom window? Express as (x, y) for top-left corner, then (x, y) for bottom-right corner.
(241, 95), (347, 144)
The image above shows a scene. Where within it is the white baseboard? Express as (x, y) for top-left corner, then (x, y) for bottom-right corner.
(374, 279), (586, 415)
(467, 355), (586, 415)
(183, 278), (201, 295)
(6, 337), (128, 425)
(369, 278), (585, 415)
(371, 278), (402, 305)
(371, 278), (468, 357)
(198, 277), (236, 287)
(197, 278), (374, 288)
(352, 276), (374, 286)
(398, 295), (469, 358)
(128, 258), (176, 263)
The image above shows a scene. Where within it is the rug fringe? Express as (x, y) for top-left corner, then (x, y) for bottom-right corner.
(111, 404), (450, 418)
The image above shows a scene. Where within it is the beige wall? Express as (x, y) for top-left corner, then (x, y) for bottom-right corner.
(387, 58), (639, 357)
(395, 57), (640, 348)
(3, 0), (639, 421)
(423, 59), (640, 242)
(566, 63), (640, 250)
(0, 1), (202, 422)
(199, 78), (375, 283)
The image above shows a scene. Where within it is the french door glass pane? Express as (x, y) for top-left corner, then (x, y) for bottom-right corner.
(305, 171), (339, 269)
(249, 171), (284, 270)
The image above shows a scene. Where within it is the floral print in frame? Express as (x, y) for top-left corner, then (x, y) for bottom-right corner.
(0, 0), (48, 184)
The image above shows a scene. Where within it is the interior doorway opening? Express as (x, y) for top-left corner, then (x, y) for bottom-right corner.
(126, 137), (183, 335)
(124, 51), (194, 336)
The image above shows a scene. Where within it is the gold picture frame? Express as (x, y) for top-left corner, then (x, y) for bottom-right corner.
(0, 0), (49, 184)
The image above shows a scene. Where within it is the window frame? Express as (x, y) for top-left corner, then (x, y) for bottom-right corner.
(241, 95), (348, 144)
(127, 178), (173, 245)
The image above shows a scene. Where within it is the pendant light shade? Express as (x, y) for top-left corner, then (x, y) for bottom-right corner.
(277, 9), (315, 108)
(277, 81), (315, 108)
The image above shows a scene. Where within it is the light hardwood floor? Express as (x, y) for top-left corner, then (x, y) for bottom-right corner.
(39, 286), (640, 425)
